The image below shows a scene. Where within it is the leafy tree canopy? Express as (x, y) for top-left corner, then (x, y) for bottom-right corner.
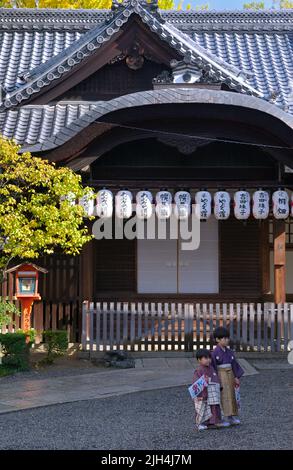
(0, 136), (93, 276)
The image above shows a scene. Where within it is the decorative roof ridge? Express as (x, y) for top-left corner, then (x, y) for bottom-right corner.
(1, 8), (293, 31)
(0, 2), (263, 111)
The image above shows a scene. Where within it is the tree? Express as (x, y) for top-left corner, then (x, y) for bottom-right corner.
(243, 1), (265, 8)
(0, 0), (209, 9)
(0, 136), (93, 280)
(244, 0), (293, 7)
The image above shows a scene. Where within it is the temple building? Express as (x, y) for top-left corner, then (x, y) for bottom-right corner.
(1, 2), (293, 343)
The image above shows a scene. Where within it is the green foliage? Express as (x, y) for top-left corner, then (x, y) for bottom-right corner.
(280, 0), (293, 8)
(0, 298), (20, 328)
(0, 136), (93, 275)
(0, 332), (32, 370)
(0, 0), (209, 9)
(0, 365), (15, 377)
(243, 1), (265, 8)
(17, 328), (37, 343)
(42, 330), (68, 364)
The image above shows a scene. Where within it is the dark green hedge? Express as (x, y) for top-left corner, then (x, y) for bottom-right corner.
(0, 332), (32, 370)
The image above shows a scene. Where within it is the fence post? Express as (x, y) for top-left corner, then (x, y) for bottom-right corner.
(81, 301), (88, 351)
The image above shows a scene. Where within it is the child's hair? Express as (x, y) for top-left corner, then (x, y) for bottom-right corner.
(213, 326), (230, 341)
(196, 348), (211, 360)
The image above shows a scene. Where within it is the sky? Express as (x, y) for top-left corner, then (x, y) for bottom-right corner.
(180, 0), (273, 8)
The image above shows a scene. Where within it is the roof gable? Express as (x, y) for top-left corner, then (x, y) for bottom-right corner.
(0, 2), (262, 111)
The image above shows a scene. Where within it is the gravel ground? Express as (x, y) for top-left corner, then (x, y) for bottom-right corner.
(0, 368), (292, 450)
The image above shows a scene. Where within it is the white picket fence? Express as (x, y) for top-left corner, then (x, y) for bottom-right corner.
(82, 302), (293, 353)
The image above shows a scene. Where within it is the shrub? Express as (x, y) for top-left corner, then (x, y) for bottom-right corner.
(43, 330), (68, 364)
(0, 332), (31, 371)
(0, 298), (20, 328)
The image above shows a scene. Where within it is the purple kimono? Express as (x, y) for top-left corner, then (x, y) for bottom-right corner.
(211, 345), (244, 379)
(193, 364), (221, 426)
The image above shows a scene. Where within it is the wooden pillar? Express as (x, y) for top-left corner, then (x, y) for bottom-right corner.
(260, 219), (270, 295)
(273, 219), (286, 304)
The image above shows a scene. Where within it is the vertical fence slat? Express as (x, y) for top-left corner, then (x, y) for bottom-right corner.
(209, 304), (214, 349)
(283, 303), (289, 351)
(277, 304), (282, 352)
(270, 302), (275, 353)
(257, 303), (262, 352)
(242, 304), (248, 352)
(164, 303), (169, 352)
(157, 302), (162, 352)
(171, 303), (176, 351)
(130, 303), (136, 351)
(137, 302), (142, 352)
(202, 303), (207, 349)
(116, 302), (121, 351)
(178, 303), (183, 350)
(123, 302), (129, 351)
(96, 302), (101, 352)
(249, 303), (255, 351)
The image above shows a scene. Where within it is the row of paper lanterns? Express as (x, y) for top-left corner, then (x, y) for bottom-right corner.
(72, 189), (292, 220)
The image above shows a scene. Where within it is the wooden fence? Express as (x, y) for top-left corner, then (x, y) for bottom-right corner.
(1, 300), (80, 343)
(82, 302), (293, 353)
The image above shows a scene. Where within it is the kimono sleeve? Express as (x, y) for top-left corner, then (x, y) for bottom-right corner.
(231, 354), (244, 379)
(211, 350), (218, 373)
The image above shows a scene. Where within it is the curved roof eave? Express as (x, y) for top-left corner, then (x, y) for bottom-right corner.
(17, 88), (293, 154)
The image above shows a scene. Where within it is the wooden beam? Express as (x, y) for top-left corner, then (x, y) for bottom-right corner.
(273, 219), (286, 303)
(260, 219), (270, 295)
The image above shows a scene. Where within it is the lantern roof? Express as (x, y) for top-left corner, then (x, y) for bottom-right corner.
(5, 263), (48, 274)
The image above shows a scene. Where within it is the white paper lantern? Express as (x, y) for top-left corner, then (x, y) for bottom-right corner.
(252, 190), (270, 219)
(272, 190), (289, 219)
(155, 191), (172, 219)
(60, 192), (76, 207)
(234, 190), (251, 220)
(195, 191), (212, 220)
(291, 193), (293, 218)
(115, 190), (133, 219)
(78, 190), (95, 217)
(136, 191), (153, 219)
(174, 191), (191, 220)
(96, 189), (113, 218)
(214, 191), (230, 220)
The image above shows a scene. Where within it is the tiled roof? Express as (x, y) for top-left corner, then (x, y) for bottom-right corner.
(0, 3), (263, 110)
(0, 8), (292, 111)
(0, 6), (293, 152)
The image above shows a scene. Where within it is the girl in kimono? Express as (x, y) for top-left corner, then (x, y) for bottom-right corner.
(211, 327), (244, 425)
(193, 349), (231, 431)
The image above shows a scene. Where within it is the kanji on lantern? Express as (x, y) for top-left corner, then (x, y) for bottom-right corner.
(234, 190), (251, 220)
(78, 190), (95, 217)
(155, 191), (172, 219)
(214, 191), (230, 220)
(195, 191), (212, 220)
(174, 191), (191, 220)
(272, 190), (289, 219)
(136, 191), (153, 219)
(115, 190), (133, 219)
(252, 190), (270, 219)
(96, 189), (113, 218)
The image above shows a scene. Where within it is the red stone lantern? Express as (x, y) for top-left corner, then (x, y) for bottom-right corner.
(6, 263), (48, 332)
